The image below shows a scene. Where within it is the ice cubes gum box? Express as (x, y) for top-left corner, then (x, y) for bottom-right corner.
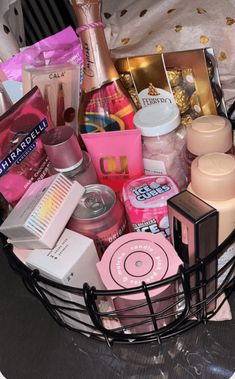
(122, 175), (179, 238)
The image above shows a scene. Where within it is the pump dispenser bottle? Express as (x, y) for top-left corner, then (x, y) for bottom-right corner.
(42, 125), (98, 186)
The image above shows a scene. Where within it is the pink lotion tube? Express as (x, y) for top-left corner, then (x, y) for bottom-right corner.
(82, 130), (144, 194)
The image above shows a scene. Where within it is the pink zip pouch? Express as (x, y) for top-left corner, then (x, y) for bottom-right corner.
(0, 27), (83, 82)
(0, 86), (55, 206)
(82, 130), (144, 194)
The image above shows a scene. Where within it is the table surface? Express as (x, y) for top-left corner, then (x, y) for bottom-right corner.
(0, 248), (234, 379)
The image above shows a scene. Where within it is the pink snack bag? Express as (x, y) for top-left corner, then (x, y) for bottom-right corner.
(123, 175), (179, 238)
(0, 86), (55, 206)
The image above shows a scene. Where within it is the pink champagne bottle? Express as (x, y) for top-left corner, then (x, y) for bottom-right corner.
(71, 0), (136, 133)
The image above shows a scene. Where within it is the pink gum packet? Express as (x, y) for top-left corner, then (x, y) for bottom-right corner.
(122, 175), (179, 238)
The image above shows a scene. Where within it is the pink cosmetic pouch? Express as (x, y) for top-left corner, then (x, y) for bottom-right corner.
(0, 27), (83, 82)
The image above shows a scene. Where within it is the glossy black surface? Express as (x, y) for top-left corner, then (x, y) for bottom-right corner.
(0, 249), (234, 379)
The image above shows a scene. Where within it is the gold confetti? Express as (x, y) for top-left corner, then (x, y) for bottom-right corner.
(218, 51), (227, 61)
(226, 17), (235, 25)
(175, 25), (182, 32)
(139, 9), (147, 17)
(197, 7), (207, 14)
(200, 35), (209, 44)
(104, 12), (112, 19)
(120, 9), (127, 17)
(167, 9), (176, 14)
(155, 44), (164, 53)
(121, 38), (130, 45)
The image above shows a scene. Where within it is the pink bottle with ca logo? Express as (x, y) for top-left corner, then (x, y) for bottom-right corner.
(123, 175), (179, 238)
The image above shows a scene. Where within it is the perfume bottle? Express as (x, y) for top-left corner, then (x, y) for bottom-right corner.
(42, 125), (98, 186)
(71, 0), (136, 133)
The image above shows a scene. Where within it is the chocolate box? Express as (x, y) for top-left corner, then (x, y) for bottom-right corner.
(115, 48), (227, 126)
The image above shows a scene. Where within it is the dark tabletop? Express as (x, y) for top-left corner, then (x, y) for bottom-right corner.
(0, 248), (234, 379)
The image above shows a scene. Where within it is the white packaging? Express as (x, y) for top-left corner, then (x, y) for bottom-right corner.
(26, 228), (104, 333)
(0, 173), (85, 249)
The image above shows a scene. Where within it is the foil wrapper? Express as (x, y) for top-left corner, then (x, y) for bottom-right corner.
(167, 69), (181, 87)
(167, 67), (202, 124)
(190, 91), (202, 114)
(172, 86), (190, 113)
(181, 113), (193, 127)
(182, 68), (195, 85)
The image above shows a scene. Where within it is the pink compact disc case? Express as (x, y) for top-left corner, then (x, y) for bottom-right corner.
(97, 232), (182, 333)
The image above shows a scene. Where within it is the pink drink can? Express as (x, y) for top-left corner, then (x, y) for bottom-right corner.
(67, 184), (127, 259)
(123, 175), (179, 238)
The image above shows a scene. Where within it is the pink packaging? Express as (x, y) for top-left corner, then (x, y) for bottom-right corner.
(0, 86), (55, 206)
(82, 130), (144, 194)
(97, 232), (182, 333)
(123, 175), (179, 237)
(0, 27), (83, 82)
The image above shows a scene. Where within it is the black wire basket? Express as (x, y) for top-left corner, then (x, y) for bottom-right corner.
(1, 229), (234, 346)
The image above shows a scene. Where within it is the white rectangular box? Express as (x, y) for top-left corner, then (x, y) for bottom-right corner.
(0, 173), (85, 249)
(26, 228), (104, 333)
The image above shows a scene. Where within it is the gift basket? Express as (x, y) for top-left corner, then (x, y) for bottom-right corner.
(0, 0), (234, 346)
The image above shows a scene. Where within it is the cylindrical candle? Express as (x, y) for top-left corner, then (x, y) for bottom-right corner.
(97, 232), (182, 333)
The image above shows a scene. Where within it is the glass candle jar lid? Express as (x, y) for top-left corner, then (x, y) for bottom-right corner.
(187, 115), (232, 155)
(191, 152), (235, 201)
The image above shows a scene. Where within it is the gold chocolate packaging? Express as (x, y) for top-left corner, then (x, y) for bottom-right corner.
(115, 48), (227, 126)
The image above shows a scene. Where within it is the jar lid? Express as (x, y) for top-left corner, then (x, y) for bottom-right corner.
(190, 153), (235, 201)
(133, 103), (180, 137)
(42, 126), (83, 171)
(187, 115), (232, 155)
